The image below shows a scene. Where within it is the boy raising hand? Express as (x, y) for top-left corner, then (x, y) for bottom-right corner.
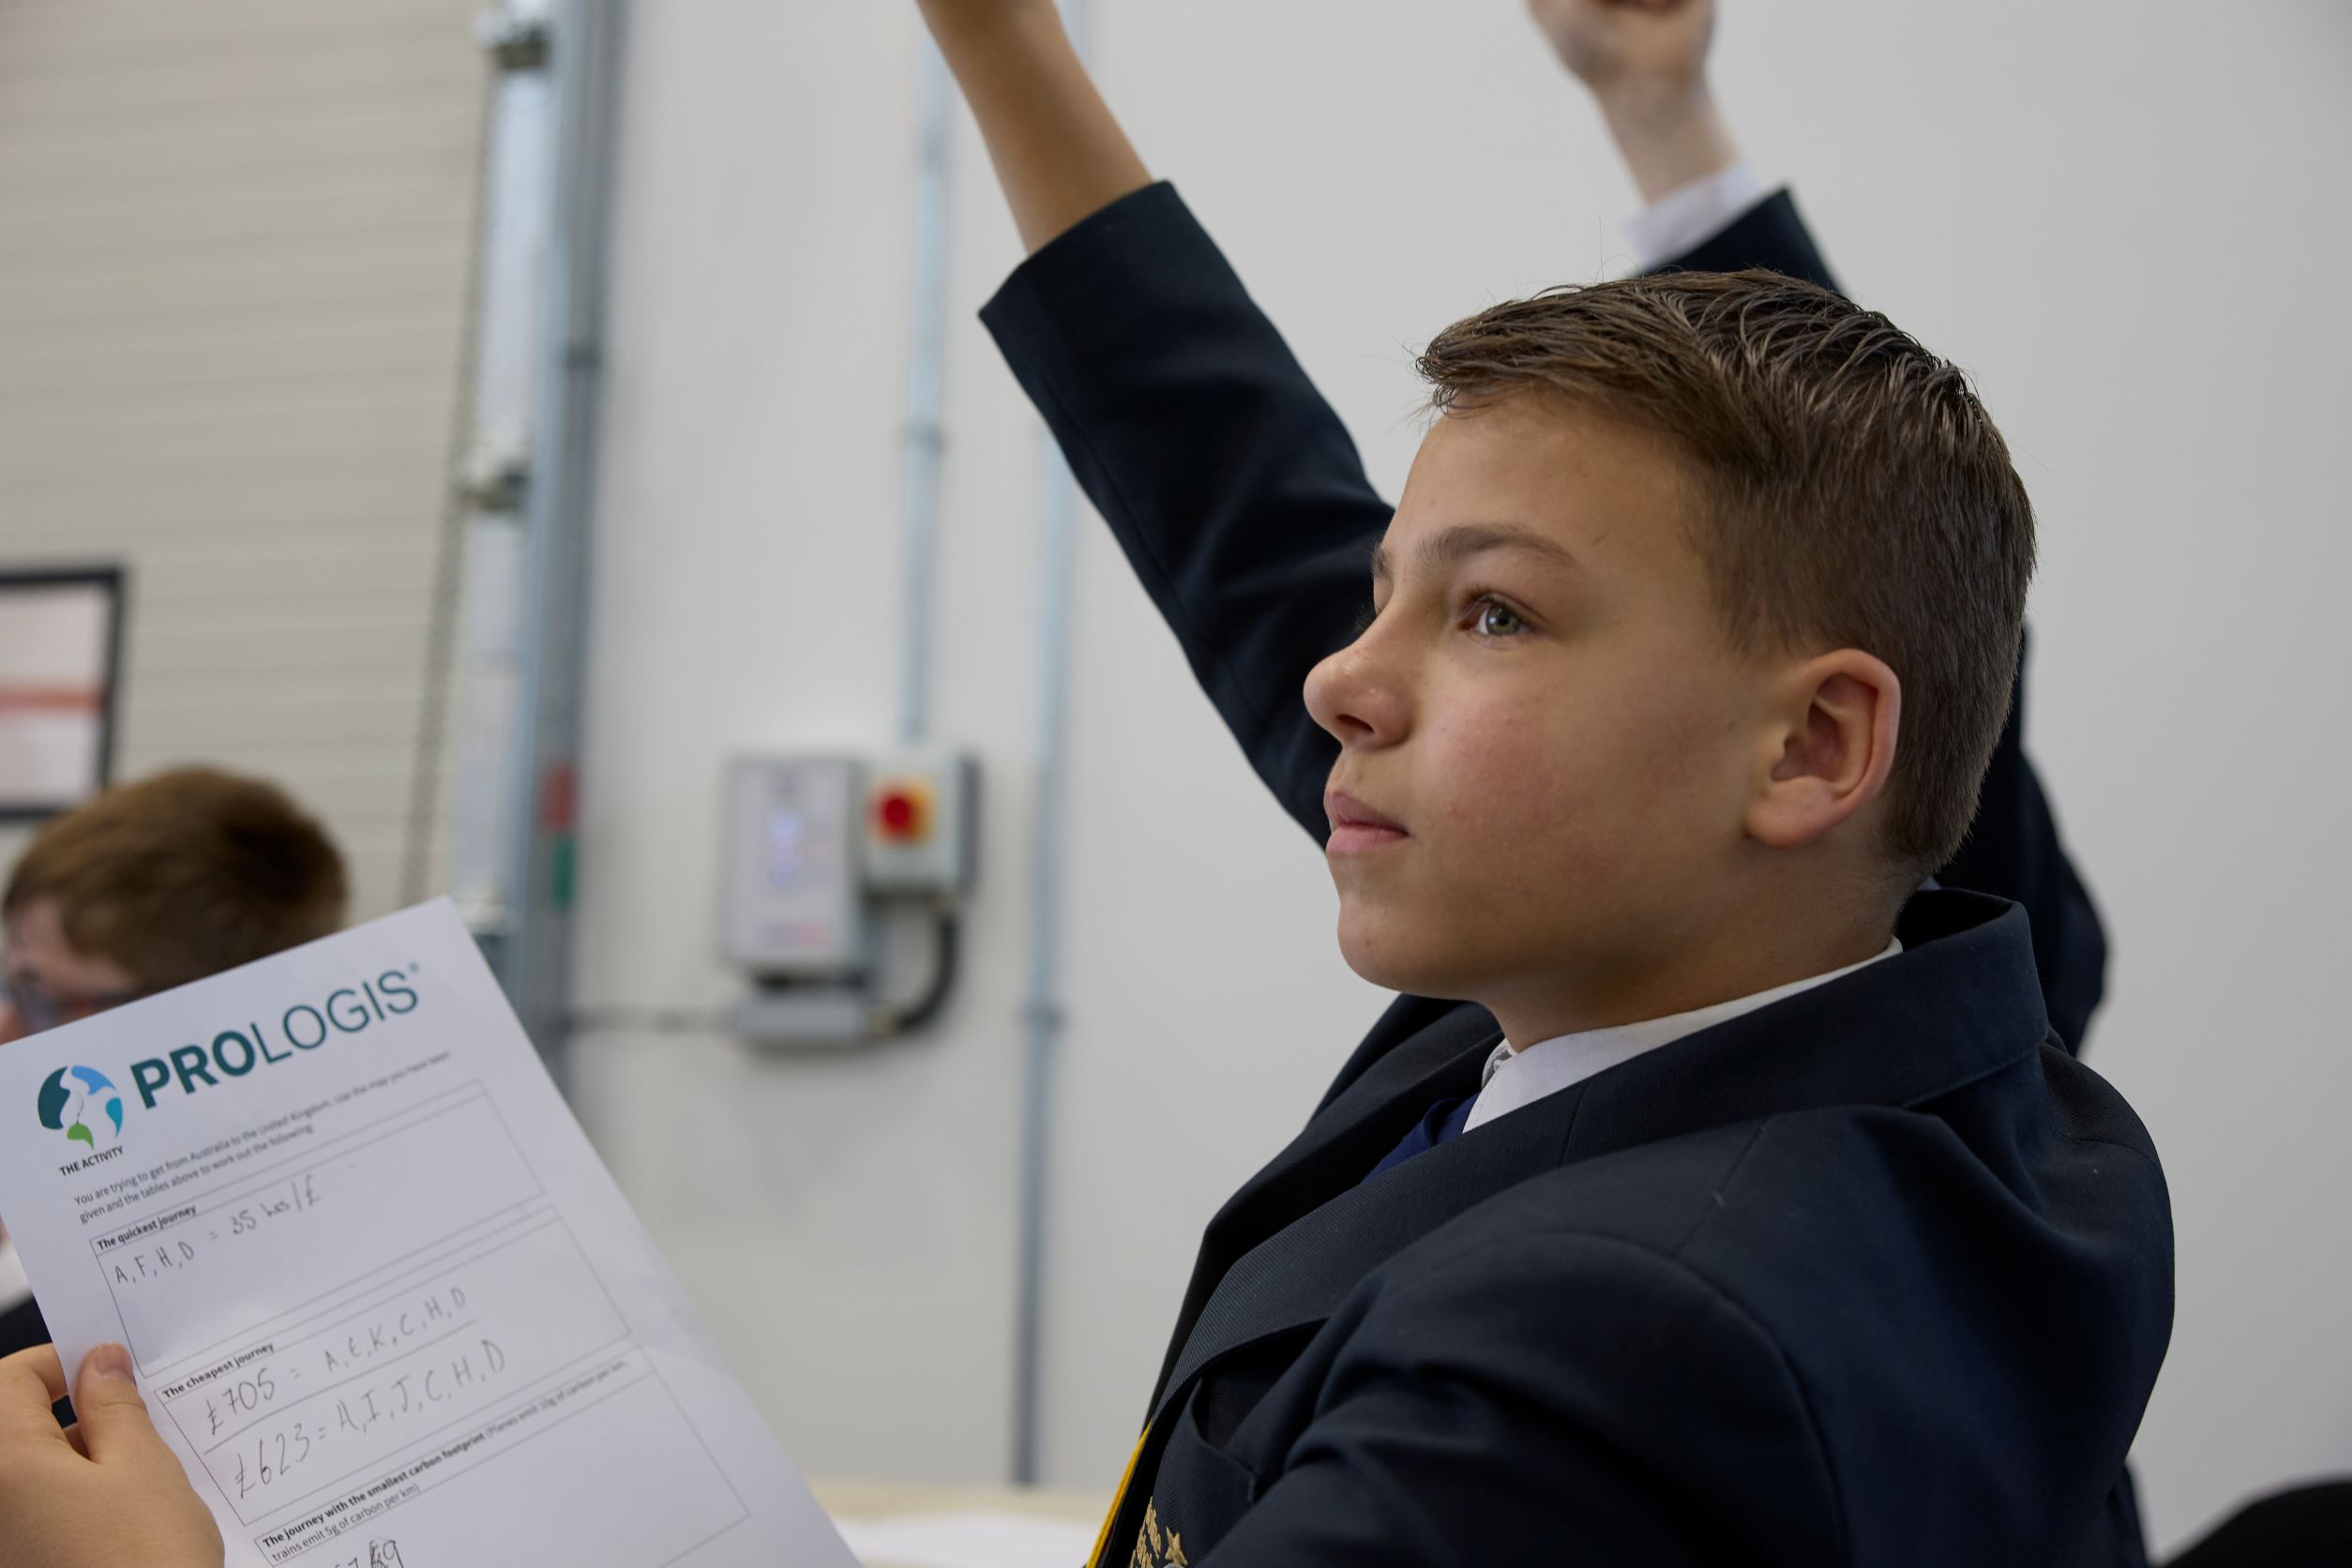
(0, 6), (2152, 1565)
(932, 0), (2160, 1563)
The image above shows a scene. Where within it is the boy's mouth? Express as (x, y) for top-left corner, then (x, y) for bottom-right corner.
(1325, 789), (1409, 854)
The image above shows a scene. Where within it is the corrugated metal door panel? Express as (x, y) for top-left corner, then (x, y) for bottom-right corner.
(0, 0), (490, 919)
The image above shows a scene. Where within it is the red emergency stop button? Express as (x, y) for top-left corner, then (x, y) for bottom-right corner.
(872, 778), (932, 842)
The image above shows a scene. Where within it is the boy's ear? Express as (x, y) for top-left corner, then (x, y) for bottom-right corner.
(1745, 649), (1902, 852)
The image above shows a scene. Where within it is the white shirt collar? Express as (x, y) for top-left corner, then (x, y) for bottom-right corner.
(1462, 938), (1904, 1137)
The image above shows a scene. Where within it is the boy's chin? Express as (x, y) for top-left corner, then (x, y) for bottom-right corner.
(1334, 911), (1484, 1002)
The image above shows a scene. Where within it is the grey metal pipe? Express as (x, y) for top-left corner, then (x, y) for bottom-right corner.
(417, 12), (557, 927)
(1009, 0), (1095, 1491)
(495, 0), (626, 1083)
(896, 42), (954, 749)
(1012, 437), (1079, 1486)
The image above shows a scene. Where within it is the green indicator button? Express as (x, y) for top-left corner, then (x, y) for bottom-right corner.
(549, 835), (575, 912)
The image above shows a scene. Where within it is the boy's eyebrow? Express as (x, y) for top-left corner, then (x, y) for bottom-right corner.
(1368, 523), (1582, 583)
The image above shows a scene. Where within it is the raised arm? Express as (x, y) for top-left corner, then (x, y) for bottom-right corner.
(916, 0), (1149, 252)
(928, 0), (1854, 849)
(924, 0), (1392, 841)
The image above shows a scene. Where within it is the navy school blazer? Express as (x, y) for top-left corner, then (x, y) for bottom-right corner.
(980, 184), (2169, 1567)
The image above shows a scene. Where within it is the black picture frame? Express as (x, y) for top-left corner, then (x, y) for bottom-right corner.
(0, 565), (127, 822)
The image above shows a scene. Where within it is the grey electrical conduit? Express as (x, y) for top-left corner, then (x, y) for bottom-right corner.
(891, 0), (1088, 1485)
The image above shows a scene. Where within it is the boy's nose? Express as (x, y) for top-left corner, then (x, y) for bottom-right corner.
(1304, 639), (1407, 747)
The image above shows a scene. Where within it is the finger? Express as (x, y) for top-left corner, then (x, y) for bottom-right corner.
(0, 1344), (76, 1452)
(71, 1343), (173, 1469)
(3, 1343), (66, 1403)
(64, 1419), (87, 1457)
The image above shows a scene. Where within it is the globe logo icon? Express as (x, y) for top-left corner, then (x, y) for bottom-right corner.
(38, 1066), (126, 1151)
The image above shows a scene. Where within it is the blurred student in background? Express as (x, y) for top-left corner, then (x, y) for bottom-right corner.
(0, 766), (348, 1358)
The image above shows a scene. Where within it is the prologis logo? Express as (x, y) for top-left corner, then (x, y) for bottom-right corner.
(38, 1066), (126, 1151)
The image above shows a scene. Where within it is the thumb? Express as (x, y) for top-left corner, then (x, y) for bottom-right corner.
(72, 1343), (173, 1468)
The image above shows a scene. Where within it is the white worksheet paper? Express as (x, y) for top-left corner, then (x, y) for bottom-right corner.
(0, 899), (857, 1568)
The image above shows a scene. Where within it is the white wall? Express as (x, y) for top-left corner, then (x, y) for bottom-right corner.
(573, 0), (2352, 1549)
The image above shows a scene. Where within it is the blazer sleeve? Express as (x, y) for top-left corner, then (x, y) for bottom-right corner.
(1201, 1232), (1843, 1567)
(980, 181), (1384, 845)
(1937, 637), (2107, 1053)
(1649, 185), (1841, 291)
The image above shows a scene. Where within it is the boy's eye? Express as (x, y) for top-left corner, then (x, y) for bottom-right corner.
(1470, 598), (1525, 639)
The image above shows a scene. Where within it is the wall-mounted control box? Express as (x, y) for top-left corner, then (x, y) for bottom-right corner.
(718, 750), (978, 1003)
(719, 755), (865, 978)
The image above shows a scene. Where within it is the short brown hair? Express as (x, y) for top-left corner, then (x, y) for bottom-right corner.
(4, 767), (348, 988)
(1417, 269), (2034, 874)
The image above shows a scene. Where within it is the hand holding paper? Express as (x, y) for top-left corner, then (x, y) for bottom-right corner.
(0, 1341), (224, 1568)
(0, 900), (858, 1568)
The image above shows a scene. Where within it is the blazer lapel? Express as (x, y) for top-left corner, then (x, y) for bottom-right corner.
(1229, 999), (1501, 1211)
(1146, 889), (2049, 1427)
(1140, 998), (1501, 1410)
(1154, 1076), (1588, 1418)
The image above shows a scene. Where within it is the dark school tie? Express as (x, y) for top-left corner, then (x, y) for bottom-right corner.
(1364, 1093), (1476, 1180)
